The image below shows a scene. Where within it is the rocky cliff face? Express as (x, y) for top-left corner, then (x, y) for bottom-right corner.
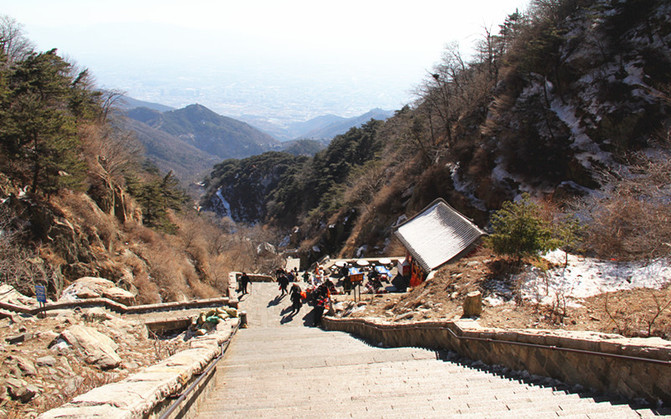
(451, 0), (671, 209)
(296, 0), (671, 262)
(202, 151), (308, 224)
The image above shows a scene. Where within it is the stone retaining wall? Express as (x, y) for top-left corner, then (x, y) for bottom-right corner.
(323, 316), (671, 405)
(39, 318), (240, 418)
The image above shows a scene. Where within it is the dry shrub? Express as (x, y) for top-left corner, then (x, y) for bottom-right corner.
(584, 196), (667, 260)
(209, 254), (230, 290)
(219, 237), (257, 273)
(123, 211), (256, 302)
(384, 236), (407, 257)
(125, 223), (159, 245)
(579, 157), (671, 261)
(54, 191), (119, 250)
(143, 243), (191, 301)
(133, 270), (161, 304)
(186, 273), (220, 299)
(601, 286), (671, 338)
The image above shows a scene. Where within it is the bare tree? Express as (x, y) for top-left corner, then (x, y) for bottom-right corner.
(414, 43), (467, 149)
(0, 15), (34, 66)
(345, 161), (387, 215)
(99, 89), (125, 123)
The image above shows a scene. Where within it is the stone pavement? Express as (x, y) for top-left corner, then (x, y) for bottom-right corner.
(195, 283), (659, 418)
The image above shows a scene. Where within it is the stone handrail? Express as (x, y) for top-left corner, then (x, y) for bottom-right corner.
(0, 296), (236, 317)
(322, 316), (671, 405)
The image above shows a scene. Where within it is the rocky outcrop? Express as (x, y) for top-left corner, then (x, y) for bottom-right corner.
(40, 318), (239, 418)
(6, 378), (39, 403)
(56, 324), (122, 370)
(60, 277), (135, 306)
(0, 284), (41, 308)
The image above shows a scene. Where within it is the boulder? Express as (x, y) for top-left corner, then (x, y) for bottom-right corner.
(102, 287), (135, 305)
(60, 276), (136, 306)
(36, 355), (57, 367)
(58, 325), (121, 370)
(7, 355), (36, 376)
(6, 377), (38, 403)
(76, 289), (100, 299)
(0, 284), (40, 308)
(81, 307), (113, 322)
(5, 333), (33, 345)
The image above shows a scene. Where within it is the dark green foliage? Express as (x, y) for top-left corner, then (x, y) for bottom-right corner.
(202, 120), (385, 226)
(305, 120), (384, 212)
(127, 170), (188, 233)
(281, 139), (326, 156)
(0, 49), (93, 195)
(487, 194), (557, 260)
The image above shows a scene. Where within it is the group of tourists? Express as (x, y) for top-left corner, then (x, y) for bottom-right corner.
(276, 267), (298, 296)
(274, 266), (336, 326)
(243, 260), (393, 327)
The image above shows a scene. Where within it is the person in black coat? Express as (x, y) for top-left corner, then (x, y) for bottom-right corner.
(239, 272), (250, 295)
(278, 274), (290, 297)
(289, 284), (302, 314)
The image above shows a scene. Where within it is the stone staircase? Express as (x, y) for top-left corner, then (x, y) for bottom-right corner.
(195, 283), (661, 418)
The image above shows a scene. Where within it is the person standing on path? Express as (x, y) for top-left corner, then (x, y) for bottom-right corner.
(289, 283), (302, 314)
(239, 272), (250, 295)
(278, 274), (290, 297)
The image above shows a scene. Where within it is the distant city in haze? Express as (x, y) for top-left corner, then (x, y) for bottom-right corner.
(97, 57), (412, 125)
(2, 0), (531, 127)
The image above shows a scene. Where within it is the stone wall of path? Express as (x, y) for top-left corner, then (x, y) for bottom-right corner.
(322, 316), (671, 406)
(39, 317), (240, 418)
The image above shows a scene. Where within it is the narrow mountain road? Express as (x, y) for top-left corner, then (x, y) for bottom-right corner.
(195, 282), (656, 418)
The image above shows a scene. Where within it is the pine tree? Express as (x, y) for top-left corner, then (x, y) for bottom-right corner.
(130, 170), (188, 233)
(0, 49), (87, 195)
(487, 194), (557, 261)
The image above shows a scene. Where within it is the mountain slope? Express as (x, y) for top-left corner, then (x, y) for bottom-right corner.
(126, 104), (280, 161)
(286, 114), (346, 139)
(123, 117), (220, 183)
(200, 0), (671, 266)
(239, 109), (394, 141)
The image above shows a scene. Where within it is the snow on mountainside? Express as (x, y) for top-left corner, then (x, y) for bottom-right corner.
(462, 0), (671, 211)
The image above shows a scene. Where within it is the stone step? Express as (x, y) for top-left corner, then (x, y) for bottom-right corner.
(204, 383), (634, 414)
(194, 283), (646, 418)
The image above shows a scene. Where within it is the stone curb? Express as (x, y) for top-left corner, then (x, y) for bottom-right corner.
(38, 318), (240, 419)
(323, 316), (671, 405)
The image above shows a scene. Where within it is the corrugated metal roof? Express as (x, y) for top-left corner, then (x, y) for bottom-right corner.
(394, 199), (486, 272)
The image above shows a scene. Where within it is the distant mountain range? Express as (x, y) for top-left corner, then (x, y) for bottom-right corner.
(119, 96), (393, 183)
(118, 96), (175, 113)
(122, 103), (279, 183)
(239, 108), (394, 141)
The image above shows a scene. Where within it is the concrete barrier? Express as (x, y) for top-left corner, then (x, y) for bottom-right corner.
(322, 316), (671, 406)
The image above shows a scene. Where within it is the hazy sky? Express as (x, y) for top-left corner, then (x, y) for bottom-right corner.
(1, 0), (530, 120)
